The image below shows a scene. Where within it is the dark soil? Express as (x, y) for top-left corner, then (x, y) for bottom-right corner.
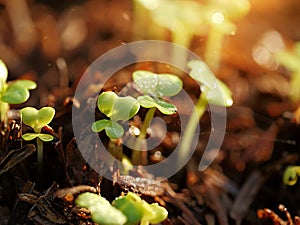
(0, 0), (300, 224)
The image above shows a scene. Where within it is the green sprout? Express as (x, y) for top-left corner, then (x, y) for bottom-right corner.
(132, 70), (183, 164)
(75, 192), (168, 225)
(92, 91), (140, 171)
(0, 59), (37, 123)
(283, 166), (300, 186)
(203, 0), (250, 71)
(112, 192), (168, 225)
(276, 41), (300, 103)
(20, 106), (55, 171)
(75, 192), (127, 225)
(179, 60), (233, 161)
(133, 0), (250, 71)
(92, 91), (140, 139)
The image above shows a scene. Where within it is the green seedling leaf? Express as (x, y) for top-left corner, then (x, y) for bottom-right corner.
(133, 70), (183, 97)
(1, 80), (36, 104)
(111, 96), (140, 121)
(22, 133), (40, 141)
(75, 192), (127, 225)
(188, 60), (233, 107)
(0, 59), (8, 90)
(92, 119), (124, 139)
(21, 107), (55, 133)
(97, 91), (140, 121)
(22, 133), (54, 142)
(141, 202), (168, 224)
(188, 60), (216, 88)
(283, 166), (300, 186)
(113, 192), (168, 225)
(200, 80), (233, 107)
(97, 91), (118, 117)
(113, 192), (144, 225)
(137, 95), (177, 115)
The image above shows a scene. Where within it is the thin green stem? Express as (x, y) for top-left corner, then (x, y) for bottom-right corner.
(204, 26), (224, 72)
(179, 94), (208, 160)
(132, 107), (156, 165)
(36, 138), (44, 174)
(140, 107), (156, 139)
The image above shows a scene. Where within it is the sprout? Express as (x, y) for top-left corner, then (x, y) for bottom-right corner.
(179, 60), (233, 164)
(112, 192), (168, 225)
(0, 59), (37, 123)
(132, 70), (183, 164)
(92, 91), (140, 139)
(75, 192), (127, 225)
(20, 106), (55, 172)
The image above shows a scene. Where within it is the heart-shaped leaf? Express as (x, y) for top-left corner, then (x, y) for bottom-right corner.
(1, 80), (37, 104)
(200, 80), (233, 107)
(137, 95), (177, 115)
(20, 107), (55, 133)
(22, 133), (54, 142)
(133, 70), (182, 97)
(97, 91), (140, 121)
(92, 119), (124, 139)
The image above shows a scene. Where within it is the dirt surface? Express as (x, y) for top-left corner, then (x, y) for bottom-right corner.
(0, 0), (300, 224)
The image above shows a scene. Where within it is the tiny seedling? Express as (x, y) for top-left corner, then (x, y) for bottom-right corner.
(75, 192), (127, 225)
(203, 0), (250, 71)
(20, 106), (55, 171)
(0, 59), (37, 123)
(132, 70), (183, 164)
(283, 166), (300, 186)
(112, 192), (168, 225)
(276, 41), (300, 102)
(179, 60), (233, 163)
(75, 192), (168, 225)
(92, 91), (140, 139)
(92, 91), (140, 171)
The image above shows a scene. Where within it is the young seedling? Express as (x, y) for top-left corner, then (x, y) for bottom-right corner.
(283, 166), (300, 186)
(203, 0), (250, 71)
(112, 192), (168, 225)
(0, 59), (37, 123)
(75, 192), (127, 225)
(148, 0), (205, 67)
(179, 60), (233, 164)
(276, 41), (300, 102)
(132, 70), (183, 164)
(20, 106), (55, 172)
(92, 91), (140, 171)
(92, 91), (140, 139)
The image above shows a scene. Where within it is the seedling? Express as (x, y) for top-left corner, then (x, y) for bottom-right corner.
(133, 0), (250, 71)
(92, 91), (140, 139)
(112, 192), (168, 225)
(0, 59), (37, 123)
(75, 192), (168, 225)
(203, 0), (250, 71)
(92, 91), (139, 171)
(75, 192), (127, 225)
(179, 60), (233, 162)
(276, 41), (300, 102)
(20, 106), (55, 171)
(132, 70), (183, 164)
(283, 166), (300, 186)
